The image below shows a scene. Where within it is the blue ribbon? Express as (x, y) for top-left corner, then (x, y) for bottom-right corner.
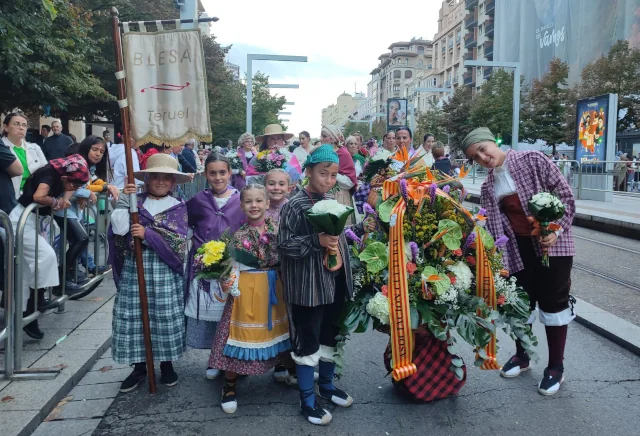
(267, 269), (278, 331)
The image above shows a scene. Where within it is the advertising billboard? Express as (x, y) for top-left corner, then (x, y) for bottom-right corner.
(575, 94), (618, 167)
(387, 98), (407, 131)
(494, 0), (640, 86)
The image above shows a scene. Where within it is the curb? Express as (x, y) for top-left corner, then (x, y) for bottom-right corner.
(574, 297), (640, 356)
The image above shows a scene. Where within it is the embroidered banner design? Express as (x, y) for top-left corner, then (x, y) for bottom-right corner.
(474, 225), (501, 370)
(383, 179), (417, 381)
(123, 29), (212, 147)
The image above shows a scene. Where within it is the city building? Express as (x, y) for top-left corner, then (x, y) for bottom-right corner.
(321, 92), (367, 127)
(431, 0), (465, 99)
(368, 37), (434, 116)
(225, 61), (240, 81)
(463, 0), (495, 93)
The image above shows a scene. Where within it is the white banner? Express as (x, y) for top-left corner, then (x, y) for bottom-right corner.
(123, 29), (212, 146)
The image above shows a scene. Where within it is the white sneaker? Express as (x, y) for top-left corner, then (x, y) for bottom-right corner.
(273, 367), (289, 383)
(221, 397), (237, 414)
(500, 355), (531, 378)
(205, 368), (220, 380)
(538, 368), (564, 396)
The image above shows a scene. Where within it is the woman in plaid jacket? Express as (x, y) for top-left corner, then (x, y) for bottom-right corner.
(461, 128), (576, 397)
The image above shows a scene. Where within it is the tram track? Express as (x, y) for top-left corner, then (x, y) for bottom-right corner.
(573, 235), (640, 255)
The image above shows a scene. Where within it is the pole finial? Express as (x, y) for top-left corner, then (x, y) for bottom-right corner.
(110, 7), (119, 17)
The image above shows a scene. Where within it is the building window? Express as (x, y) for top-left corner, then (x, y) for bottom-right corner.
(405, 70), (413, 79)
(418, 46), (424, 54)
(392, 84), (400, 92)
(393, 70), (402, 78)
(343, 104), (347, 109)
(417, 60), (423, 67)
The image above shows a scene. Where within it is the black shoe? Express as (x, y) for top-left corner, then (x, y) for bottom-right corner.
(538, 366), (564, 396)
(221, 378), (238, 414)
(23, 320), (44, 340)
(300, 400), (332, 425)
(500, 354), (531, 378)
(317, 385), (353, 408)
(160, 362), (178, 387)
(120, 364), (147, 393)
(53, 280), (88, 297)
(89, 265), (110, 276)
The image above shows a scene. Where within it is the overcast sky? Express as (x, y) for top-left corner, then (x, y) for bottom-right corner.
(201, 0), (441, 138)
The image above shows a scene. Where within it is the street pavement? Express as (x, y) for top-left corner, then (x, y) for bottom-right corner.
(84, 321), (640, 436)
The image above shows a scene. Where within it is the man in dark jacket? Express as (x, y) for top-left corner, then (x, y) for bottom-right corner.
(179, 139), (198, 173)
(42, 120), (73, 161)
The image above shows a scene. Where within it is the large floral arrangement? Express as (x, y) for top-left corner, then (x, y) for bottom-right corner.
(336, 168), (538, 381)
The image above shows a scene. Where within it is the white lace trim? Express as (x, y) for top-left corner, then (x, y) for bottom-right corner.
(291, 350), (321, 367)
(539, 307), (576, 326)
(225, 332), (290, 349)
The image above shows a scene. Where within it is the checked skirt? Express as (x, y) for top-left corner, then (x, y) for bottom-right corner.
(384, 328), (466, 402)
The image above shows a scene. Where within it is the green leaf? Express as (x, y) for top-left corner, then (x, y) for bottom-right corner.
(454, 367), (464, 380)
(477, 348), (488, 359)
(41, 0), (57, 20)
(438, 219), (463, 250)
(451, 357), (464, 367)
(476, 226), (495, 250)
(474, 358), (484, 367)
(377, 196), (397, 223)
(421, 266), (451, 296)
(358, 242), (389, 274)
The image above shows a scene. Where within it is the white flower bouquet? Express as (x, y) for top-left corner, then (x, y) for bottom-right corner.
(306, 199), (354, 271)
(528, 192), (565, 267)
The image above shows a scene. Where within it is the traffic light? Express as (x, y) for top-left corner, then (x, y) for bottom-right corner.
(496, 135), (503, 145)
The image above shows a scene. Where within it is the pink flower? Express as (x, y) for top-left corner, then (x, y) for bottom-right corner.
(497, 295), (506, 306)
(452, 248), (463, 257)
(407, 262), (417, 275)
(381, 285), (388, 296)
(242, 240), (251, 250)
(260, 234), (269, 244)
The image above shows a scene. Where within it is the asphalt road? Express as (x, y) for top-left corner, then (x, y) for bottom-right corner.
(94, 321), (640, 436)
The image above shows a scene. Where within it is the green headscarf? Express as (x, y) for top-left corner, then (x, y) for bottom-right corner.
(302, 144), (339, 169)
(461, 127), (496, 154)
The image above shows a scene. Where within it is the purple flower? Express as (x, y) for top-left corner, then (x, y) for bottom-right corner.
(478, 208), (487, 217)
(399, 179), (409, 204)
(429, 183), (437, 207)
(345, 228), (363, 248)
(442, 185), (451, 194)
(460, 189), (468, 202)
(409, 241), (419, 262)
(260, 234), (270, 244)
(462, 232), (476, 252)
(495, 235), (509, 250)
(363, 203), (376, 216)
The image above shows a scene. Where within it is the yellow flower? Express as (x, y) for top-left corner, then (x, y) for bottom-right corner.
(257, 150), (269, 159)
(202, 241), (225, 266)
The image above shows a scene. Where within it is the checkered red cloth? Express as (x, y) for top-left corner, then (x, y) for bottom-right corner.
(481, 150), (576, 274)
(384, 329), (466, 402)
(354, 182), (371, 214)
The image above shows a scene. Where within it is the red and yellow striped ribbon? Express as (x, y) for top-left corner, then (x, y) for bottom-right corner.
(383, 179), (417, 381)
(474, 225), (501, 370)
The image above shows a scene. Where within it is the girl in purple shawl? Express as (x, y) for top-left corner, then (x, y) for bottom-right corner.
(185, 153), (246, 380)
(108, 154), (190, 393)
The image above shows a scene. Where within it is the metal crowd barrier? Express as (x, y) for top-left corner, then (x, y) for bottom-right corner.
(179, 172), (206, 200)
(1, 194), (111, 381)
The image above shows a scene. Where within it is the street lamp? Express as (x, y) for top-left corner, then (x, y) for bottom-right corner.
(284, 102), (295, 105)
(266, 84), (300, 89)
(463, 60), (521, 150)
(246, 54), (307, 132)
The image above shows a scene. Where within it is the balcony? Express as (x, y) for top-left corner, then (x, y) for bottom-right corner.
(441, 46), (446, 54)
(483, 67), (493, 79)
(466, 0), (478, 8)
(465, 13), (477, 29)
(485, 20), (494, 37)
(463, 50), (475, 61)
(484, 41), (494, 59)
(464, 32), (477, 49)
(486, 0), (495, 15)
(445, 80), (451, 87)
(463, 72), (476, 87)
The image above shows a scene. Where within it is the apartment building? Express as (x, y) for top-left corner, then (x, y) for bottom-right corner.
(463, 0), (496, 92)
(368, 37), (434, 116)
(432, 0), (465, 100)
(321, 92), (367, 127)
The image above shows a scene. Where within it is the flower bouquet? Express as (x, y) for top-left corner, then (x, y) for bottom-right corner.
(224, 150), (243, 172)
(527, 192), (565, 267)
(306, 199), (354, 271)
(193, 237), (233, 281)
(253, 149), (287, 173)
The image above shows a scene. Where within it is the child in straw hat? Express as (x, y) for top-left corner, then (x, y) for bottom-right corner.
(109, 153), (191, 393)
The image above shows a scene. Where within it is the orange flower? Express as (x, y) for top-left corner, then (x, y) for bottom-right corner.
(407, 262), (417, 275)
(465, 256), (476, 266)
(497, 295), (506, 306)
(452, 248), (463, 257)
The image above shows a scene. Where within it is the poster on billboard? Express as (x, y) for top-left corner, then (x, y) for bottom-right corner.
(575, 93), (618, 168)
(387, 98), (408, 130)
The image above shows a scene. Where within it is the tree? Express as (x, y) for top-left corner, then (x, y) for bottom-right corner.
(521, 58), (577, 153)
(250, 72), (287, 138)
(0, 0), (113, 114)
(415, 100), (448, 146)
(579, 40), (640, 132)
(442, 87), (473, 150)
(470, 69), (516, 144)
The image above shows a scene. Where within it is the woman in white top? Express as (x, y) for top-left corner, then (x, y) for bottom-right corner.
(1, 113), (47, 197)
(293, 130), (317, 167)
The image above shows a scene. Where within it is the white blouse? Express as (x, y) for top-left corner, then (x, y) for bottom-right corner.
(493, 159), (518, 201)
(111, 196), (180, 235)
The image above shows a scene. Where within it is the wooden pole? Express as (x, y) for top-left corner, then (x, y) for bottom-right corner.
(110, 7), (157, 394)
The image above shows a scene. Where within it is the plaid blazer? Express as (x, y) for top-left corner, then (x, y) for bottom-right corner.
(481, 150), (576, 274)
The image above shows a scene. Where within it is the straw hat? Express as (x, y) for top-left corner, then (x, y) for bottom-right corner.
(134, 153), (191, 184)
(255, 124), (294, 143)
